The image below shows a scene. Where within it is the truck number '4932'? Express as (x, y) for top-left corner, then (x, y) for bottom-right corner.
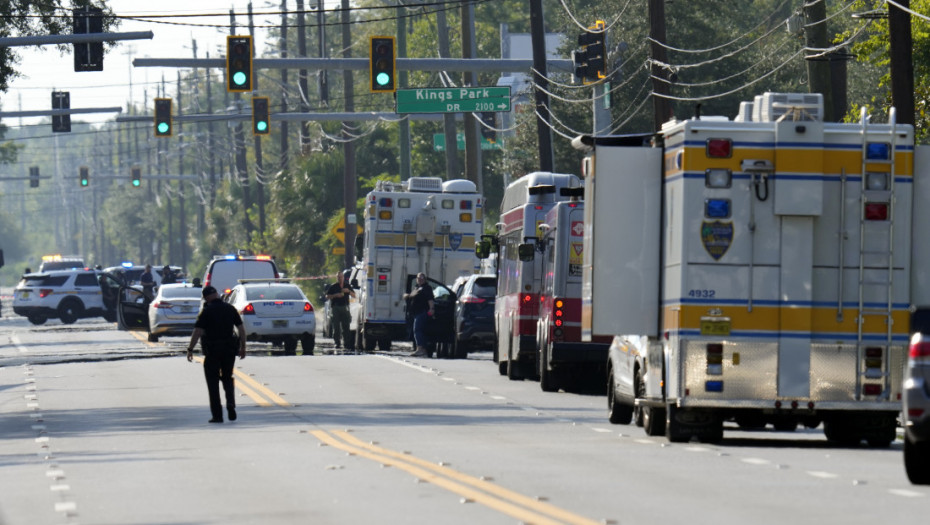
(688, 289), (715, 298)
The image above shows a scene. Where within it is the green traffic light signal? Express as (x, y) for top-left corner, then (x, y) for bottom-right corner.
(154, 98), (172, 137)
(369, 36), (396, 93)
(252, 96), (270, 136)
(227, 36), (253, 93)
(79, 166), (89, 187)
(131, 167), (142, 187)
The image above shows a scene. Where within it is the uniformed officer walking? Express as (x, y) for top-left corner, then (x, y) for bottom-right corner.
(186, 286), (247, 423)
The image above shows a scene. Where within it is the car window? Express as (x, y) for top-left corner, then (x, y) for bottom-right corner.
(472, 278), (497, 298)
(208, 260), (277, 292)
(160, 287), (201, 300)
(74, 273), (99, 286)
(431, 284), (453, 303)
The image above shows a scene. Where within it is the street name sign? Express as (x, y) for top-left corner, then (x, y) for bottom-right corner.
(396, 87), (511, 114)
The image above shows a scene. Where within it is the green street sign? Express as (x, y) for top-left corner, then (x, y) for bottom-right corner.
(433, 133), (502, 151)
(397, 87), (511, 114)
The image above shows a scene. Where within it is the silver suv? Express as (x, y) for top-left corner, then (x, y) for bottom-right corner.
(13, 269), (114, 325)
(904, 318), (930, 485)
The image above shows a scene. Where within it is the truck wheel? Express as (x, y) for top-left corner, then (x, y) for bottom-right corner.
(643, 405), (665, 436)
(498, 361), (508, 376)
(665, 405), (691, 443)
(633, 370), (645, 427)
(540, 342), (559, 392)
(284, 337), (298, 355)
(301, 334), (315, 355)
(28, 315), (48, 326)
(904, 436), (930, 485)
(377, 338), (391, 351)
(58, 299), (84, 324)
(607, 368), (633, 424)
(363, 332), (377, 352)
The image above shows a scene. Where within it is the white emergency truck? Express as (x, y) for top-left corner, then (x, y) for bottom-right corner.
(353, 177), (484, 351)
(578, 93), (930, 444)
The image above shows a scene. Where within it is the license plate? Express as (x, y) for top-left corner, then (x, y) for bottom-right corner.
(273, 320), (288, 328)
(700, 318), (731, 336)
(180, 306), (193, 313)
(21, 291), (30, 299)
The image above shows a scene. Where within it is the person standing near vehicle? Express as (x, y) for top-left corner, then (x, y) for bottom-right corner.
(403, 272), (434, 357)
(161, 264), (176, 285)
(326, 270), (356, 349)
(186, 286), (247, 423)
(140, 264), (156, 298)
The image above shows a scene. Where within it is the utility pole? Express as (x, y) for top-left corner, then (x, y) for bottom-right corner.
(206, 54), (217, 209)
(178, 70), (187, 269)
(342, 0), (357, 268)
(649, 0), (672, 131)
(249, 3), (267, 240)
(397, 1), (410, 180)
(529, 0), (554, 171)
(889, 0), (914, 125)
(803, 0), (834, 122)
(461, 0), (480, 188)
(437, 7), (459, 179)
(317, 0), (328, 105)
(280, 1), (290, 177)
(193, 38), (206, 234)
(297, 0), (311, 150)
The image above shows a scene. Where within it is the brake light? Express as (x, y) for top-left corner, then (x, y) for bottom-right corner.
(865, 203), (888, 221)
(39, 289), (53, 298)
(707, 343), (723, 376)
(152, 301), (173, 309)
(553, 298), (564, 328)
(304, 302), (313, 312)
(909, 334), (930, 361)
(242, 303), (255, 315)
(460, 294), (486, 304)
(863, 384), (882, 396)
(204, 274), (212, 287)
(523, 294), (532, 304)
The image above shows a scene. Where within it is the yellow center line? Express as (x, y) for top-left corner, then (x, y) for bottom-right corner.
(311, 430), (602, 525)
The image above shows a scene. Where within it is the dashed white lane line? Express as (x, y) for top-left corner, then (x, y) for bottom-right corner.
(807, 471), (839, 479)
(12, 334), (28, 353)
(741, 457), (771, 466)
(888, 489), (925, 498)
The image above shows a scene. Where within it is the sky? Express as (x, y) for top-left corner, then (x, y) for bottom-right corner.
(2, 1), (340, 128)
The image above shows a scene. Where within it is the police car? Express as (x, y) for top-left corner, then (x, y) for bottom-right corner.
(13, 268), (117, 325)
(225, 279), (316, 355)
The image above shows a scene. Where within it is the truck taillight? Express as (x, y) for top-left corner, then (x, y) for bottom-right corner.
(864, 203), (888, 220)
(909, 334), (930, 362)
(523, 294), (532, 304)
(706, 343), (723, 376)
(864, 346), (883, 379)
(553, 299), (564, 328)
(39, 289), (53, 298)
(706, 138), (732, 158)
(304, 302), (313, 312)
(241, 303), (255, 315)
(863, 384), (882, 396)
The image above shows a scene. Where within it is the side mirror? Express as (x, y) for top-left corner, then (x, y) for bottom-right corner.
(518, 243), (535, 262)
(475, 240), (490, 260)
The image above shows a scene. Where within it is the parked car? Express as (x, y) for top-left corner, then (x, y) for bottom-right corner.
(225, 279), (316, 355)
(13, 268), (117, 325)
(904, 310), (930, 485)
(202, 252), (279, 295)
(38, 255), (85, 273)
(146, 283), (203, 342)
(450, 274), (497, 358)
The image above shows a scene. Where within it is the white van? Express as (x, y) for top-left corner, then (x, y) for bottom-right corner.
(203, 254), (279, 295)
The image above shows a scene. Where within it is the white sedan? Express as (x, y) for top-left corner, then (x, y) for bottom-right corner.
(224, 279), (316, 355)
(147, 283), (202, 342)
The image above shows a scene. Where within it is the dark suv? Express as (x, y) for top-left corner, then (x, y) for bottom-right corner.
(904, 310), (930, 485)
(451, 274), (497, 357)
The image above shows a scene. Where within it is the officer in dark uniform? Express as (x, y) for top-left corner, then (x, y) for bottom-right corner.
(186, 286), (247, 423)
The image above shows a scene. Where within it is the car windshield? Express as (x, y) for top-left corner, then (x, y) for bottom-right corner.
(159, 287), (201, 300)
(245, 286), (304, 301)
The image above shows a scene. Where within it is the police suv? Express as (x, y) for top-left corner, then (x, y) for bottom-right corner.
(13, 268), (117, 325)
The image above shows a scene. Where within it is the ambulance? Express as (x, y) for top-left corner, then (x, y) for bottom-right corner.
(353, 177), (483, 351)
(577, 92), (930, 444)
(522, 187), (612, 392)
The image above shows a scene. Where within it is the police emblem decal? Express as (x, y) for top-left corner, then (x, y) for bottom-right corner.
(448, 232), (463, 251)
(701, 221), (733, 260)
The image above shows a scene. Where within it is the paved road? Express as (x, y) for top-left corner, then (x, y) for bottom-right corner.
(0, 313), (927, 525)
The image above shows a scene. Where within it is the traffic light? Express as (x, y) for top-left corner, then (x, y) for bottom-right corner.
(369, 36), (396, 93)
(72, 7), (104, 72)
(79, 166), (89, 187)
(131, 166), (142, 187)
(480, 112), (497, 143)
(252, 97), (270, 135)
(52, 91), (71, 133)
(29, 166), (40, 188)
(227, 35), (253, 92)
(154, 98), (172, 137)
(574, 20), (606, 83)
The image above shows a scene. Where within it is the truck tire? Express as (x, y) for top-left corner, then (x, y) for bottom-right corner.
(58, 299), (84, 324)
(643, 405), (665, 436)
(904, 436), (930, 485)
(665, 405), (691, 443)
(540, 343), (559, 393)
(607, 368), (633, 424)
(633, 370), (645, 427)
